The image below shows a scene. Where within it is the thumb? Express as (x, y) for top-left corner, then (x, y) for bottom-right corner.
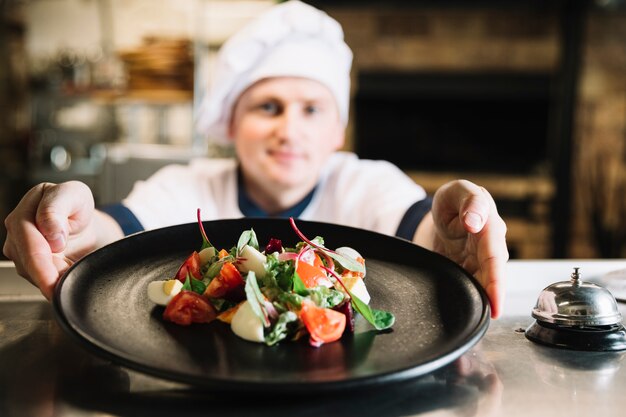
(460, 186), (494, 234)
(36, 181), (95, 253)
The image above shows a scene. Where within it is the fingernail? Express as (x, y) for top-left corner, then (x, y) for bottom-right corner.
(47, 232), (66, 249)
(464, 212), (483, 230)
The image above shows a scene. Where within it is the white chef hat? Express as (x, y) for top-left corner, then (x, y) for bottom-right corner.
(196, 0), (353, 145)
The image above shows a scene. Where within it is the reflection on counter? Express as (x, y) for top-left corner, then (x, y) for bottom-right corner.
(0, 300), (501, 417)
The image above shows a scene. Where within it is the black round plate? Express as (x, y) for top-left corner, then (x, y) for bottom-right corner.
(53, 218), (489, 393)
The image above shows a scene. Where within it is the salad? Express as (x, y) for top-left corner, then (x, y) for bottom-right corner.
(147, 210), (395, 347)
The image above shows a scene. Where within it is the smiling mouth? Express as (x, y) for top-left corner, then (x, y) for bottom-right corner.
(269, 149), (304, 162)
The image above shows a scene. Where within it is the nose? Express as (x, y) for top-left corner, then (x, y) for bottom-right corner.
(275, 106), (301, 143)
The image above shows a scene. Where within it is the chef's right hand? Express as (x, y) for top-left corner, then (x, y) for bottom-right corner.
(3, 181), (101, 300)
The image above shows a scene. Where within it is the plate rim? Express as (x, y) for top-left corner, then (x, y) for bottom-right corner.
(52, 218), (490, 392)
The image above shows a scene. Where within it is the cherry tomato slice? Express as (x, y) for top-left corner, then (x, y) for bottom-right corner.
(163, 291), (216, 325)
(296, 261), (332, 289)
(300, 300), (346, 347)
(175, 251), (202, 282)
(204, 262), (245, 301)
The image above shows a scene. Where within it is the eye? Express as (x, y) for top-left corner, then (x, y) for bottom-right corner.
(304, 104), (320, 115)
(257, 101), (280, 115)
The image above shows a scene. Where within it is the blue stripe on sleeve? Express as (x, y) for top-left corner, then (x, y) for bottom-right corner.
(99, 203), (145, 236)
(395, 197), (433, 241)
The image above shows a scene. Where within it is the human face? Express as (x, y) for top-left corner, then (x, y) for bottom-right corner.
(229, 77), (345, 197)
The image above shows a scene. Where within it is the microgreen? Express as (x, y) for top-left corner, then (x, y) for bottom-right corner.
(182, 273), (207, 295)
(196, 208), (214, 250)
(244, 271), (270, 327)
(289, 217), (364, 274)
(324, 266), (395, 331)
(237, 229), (259, 253)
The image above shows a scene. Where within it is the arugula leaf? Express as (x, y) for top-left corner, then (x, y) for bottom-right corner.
(244, 271), (270, 327)
(182, 273), (207, 295)
(189, 277), (207, 295)
(182, 274), (191, 291)
(205, 259), (226, 280)
(322, 266), (395, 331)
(350, 291), (395, 330)
(325, 251), (365, 274)
(237, 229), (259, 253)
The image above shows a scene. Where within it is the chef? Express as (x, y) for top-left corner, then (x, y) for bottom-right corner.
(2, 0), (508, 317)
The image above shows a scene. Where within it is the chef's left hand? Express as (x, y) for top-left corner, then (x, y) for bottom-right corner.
(416, 180), (508, 318)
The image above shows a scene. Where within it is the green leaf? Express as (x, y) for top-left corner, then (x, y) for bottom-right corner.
(349, 290), (394, 330)
(182, 274), (191, 291)
(308, 286), (345, 308)
(326, 251), (365, 274)
(189, 277), (207, 295)
(276, 291), (304, 310)
(237, 229), (259, 253)
(372, 308), (396, 329)
(206, 260), (225, 279)
(264, 253), (295, 291)
(182, 272), (207, 295)
(292, 271), (308, 296)
(244, 271), (270, 327)
(265, 311), (298, 346)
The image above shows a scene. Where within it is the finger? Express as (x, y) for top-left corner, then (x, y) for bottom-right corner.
(460, 186), (494, 234)
(477, 215), (508, 319)
(456, 184), (507, 318)
(11, 182), (68, 254)
(481, 254), (506, 319)
(9, 220), (62, 300)
(36, 181), (94, 253)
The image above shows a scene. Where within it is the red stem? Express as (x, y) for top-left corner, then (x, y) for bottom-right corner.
(197, 208), (212, 246)
(289, 217), (337, 254)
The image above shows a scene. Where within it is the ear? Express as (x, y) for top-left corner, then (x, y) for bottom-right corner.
(227, 111), (238, 143)
(227, 120), (235, 141)
(332, 124), (346, 151)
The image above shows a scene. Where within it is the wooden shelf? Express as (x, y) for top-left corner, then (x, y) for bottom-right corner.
(91, 89), (192, 104)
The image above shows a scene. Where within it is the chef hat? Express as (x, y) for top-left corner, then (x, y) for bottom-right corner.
(196, 0), (353, 144)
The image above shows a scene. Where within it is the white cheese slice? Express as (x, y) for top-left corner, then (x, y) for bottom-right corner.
(348, 276), (371, 305)
(231, 301), (265, 343)
(198, 247), (216, 265)
(238, 245), (267, 278)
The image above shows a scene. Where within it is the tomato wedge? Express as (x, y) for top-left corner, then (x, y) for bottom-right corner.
(175, 251), (202, 282)
(300, 300), (346, 347)
(296, 261), (332, 289)
(204, 261), (245, 301)
(163, 291), (216, 325)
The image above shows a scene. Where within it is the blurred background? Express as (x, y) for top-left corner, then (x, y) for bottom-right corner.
(0, 0), (625, 260)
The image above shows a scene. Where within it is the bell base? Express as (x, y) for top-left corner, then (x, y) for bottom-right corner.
(525, 320), (626, 351)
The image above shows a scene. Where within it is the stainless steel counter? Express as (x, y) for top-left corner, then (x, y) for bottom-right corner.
(3, 259), (626, 417)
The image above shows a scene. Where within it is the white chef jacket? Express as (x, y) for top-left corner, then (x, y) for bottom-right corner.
(102, 152), (431, 241)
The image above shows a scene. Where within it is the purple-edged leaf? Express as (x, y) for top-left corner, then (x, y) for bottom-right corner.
(289, 217), (364, 274)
